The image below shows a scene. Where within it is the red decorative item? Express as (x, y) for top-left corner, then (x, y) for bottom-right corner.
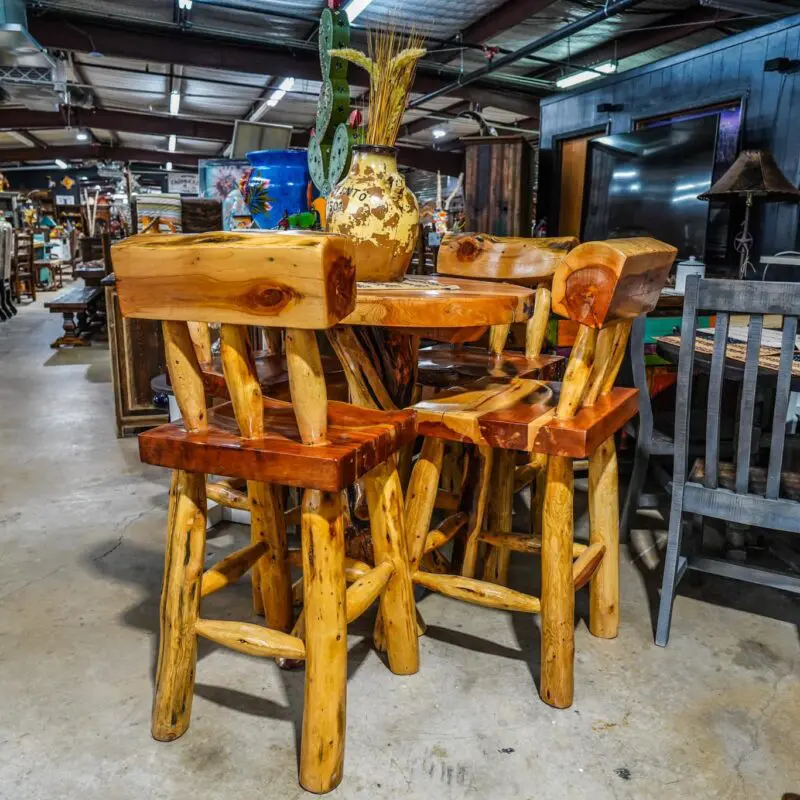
(348, 108), (363, 128)
(483, 46), (499, 61)
(327, 0), (341, 8)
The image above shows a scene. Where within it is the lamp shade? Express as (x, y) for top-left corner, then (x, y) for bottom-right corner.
(697, 150), (800, 202)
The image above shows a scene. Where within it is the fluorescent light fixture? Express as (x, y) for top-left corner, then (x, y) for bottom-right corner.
(80, 176), (88, 181)
(556, 61), (616, 89)
(672, 193), (699, 203)
(178, 0), (192, 8)
(55, 159), (68, 169)
(343, 0), (375, 22)
(250, 77), (295, 122)
(8, 131), (36, 147)
(169, 89), (181, 116)
(166, 161), (173, 171)
(76, 130), (89, 141)
(432, 128), (447, 139)
(612, 169), (638, 179)
(168, 134), (177, 152)
(675, 181), (710, 192)
(628, 182), (641, 192)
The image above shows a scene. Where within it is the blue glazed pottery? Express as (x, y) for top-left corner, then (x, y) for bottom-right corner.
(245, 149), (310, 229)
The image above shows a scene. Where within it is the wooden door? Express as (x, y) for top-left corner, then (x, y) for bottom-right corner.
(558, 133), (596, 238)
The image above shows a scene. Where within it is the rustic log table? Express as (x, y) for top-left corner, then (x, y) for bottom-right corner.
(329, 275), (536, 410)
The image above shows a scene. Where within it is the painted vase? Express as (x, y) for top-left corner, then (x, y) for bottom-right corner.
(326, 145), (419, 282)
(245, 149), (310, 230)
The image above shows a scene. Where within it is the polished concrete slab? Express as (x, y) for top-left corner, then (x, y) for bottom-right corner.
(0, 300), (798, 800)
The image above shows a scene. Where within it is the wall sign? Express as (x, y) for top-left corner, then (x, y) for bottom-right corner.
(168, 172), (199, 195)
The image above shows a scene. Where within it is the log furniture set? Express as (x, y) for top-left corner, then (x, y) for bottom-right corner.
(112, 229), (678, 793)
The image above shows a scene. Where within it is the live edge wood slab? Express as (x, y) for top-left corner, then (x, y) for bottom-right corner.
(112, 230), (356, 329)
(341, 276), (535, 328)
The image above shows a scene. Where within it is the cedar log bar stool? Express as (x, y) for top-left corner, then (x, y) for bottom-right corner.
(187, 321), (348, 618)
(112, 231), (419, 794)
(408, 238), (677, 708)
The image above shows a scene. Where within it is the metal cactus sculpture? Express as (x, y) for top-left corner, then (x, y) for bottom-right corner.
(308, 1), (354, 198)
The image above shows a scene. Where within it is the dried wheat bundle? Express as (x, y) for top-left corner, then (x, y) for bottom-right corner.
(330, 26), (425, 147)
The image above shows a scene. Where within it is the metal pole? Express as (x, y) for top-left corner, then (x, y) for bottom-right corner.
(408, 0), (648, 110)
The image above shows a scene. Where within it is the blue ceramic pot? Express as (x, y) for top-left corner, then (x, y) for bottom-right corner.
(245, 149), (310, 229)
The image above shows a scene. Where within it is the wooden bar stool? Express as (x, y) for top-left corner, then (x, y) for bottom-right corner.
(113, 231), (419, 794)
(406, 238), (677, 708)
(417, 235), (575, 537)
(419, 234), (577, 385)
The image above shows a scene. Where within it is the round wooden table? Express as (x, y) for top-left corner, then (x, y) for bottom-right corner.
(329, 275), (535, 410)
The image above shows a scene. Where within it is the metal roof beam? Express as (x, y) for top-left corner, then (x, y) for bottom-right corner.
(528, 6), (738, 78)
(0, 144), (199, 167)
(27, 11), (544, 115)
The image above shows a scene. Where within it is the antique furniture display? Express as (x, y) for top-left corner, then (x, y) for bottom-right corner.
(0, 221), (16, 321)
(407, 238), (677, 709)
(44, 285), (103, 348)
(656, 276), (800, 646)
(11, 230), (35, 303)
(463, 135), (534, 237)
(112, 230), (419, 794)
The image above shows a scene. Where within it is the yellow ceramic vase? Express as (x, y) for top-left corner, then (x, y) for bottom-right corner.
(326, 145), (419, 282)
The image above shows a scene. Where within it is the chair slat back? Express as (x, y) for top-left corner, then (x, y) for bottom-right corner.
(677, 276), (800, 499)
(766, 316), (798, 499)
(704, 311), (729, 489)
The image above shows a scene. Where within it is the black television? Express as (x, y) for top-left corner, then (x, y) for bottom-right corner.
(582, 116), (719, 259)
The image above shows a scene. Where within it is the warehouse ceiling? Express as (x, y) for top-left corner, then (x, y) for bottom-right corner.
(0, 0), (786, 171)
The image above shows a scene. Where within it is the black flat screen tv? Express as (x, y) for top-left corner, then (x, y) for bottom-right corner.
(582, 116), (719, 259)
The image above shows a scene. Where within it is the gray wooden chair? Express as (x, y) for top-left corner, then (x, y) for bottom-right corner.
(657, 275), (800, 646)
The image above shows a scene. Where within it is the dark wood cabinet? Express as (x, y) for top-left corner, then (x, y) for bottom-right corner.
(464, 135), (533, 237)
(106, 282), (168, 437)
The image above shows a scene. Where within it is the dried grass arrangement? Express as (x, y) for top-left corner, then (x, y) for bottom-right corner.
(330, 27), (425, 147)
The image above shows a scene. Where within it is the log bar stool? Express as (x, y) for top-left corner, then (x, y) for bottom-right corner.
(409, 238), (677, 708)
(429, 233), (578, 368)
(113, 231), (419, 794)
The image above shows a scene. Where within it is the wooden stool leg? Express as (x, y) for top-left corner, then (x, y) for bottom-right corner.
(249, 480), (293, 632)
(152, 469), (207, 741)
(461, 445), (494, 578)
(525, 283), (551, 358)
(540, 454), (575, 709)
(482, 449), (515, 586)
(300, 489), (347, 794)
(364, 460), (419, 675)
(588, 436), (620, 639)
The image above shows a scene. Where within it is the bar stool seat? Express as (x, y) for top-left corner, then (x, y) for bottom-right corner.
(141, 396), (415, 492)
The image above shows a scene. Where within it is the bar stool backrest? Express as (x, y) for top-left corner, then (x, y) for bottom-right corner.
(112, 230), (357, 446)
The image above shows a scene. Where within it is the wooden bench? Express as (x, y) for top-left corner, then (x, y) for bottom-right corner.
(44, 285), (103, 348)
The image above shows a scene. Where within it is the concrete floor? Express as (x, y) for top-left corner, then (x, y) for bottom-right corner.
(1, 298), (799, 800)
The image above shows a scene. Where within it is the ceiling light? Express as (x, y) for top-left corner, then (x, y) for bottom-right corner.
(166, 162), (173, 171)
(556, 62), (617, 89)
(343, 0), (376, 22)
(55, 159), (68, 169)
(168, 134), (177, 152)
(178, 0), (192, 8)
(432, 128), (447, 139)
(8, 131), (36, 147)
(80, 176), (89, 181)
(169, 89), (181, 116)
(250, 77), (295, 122)
(76, 130), (89, 141)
